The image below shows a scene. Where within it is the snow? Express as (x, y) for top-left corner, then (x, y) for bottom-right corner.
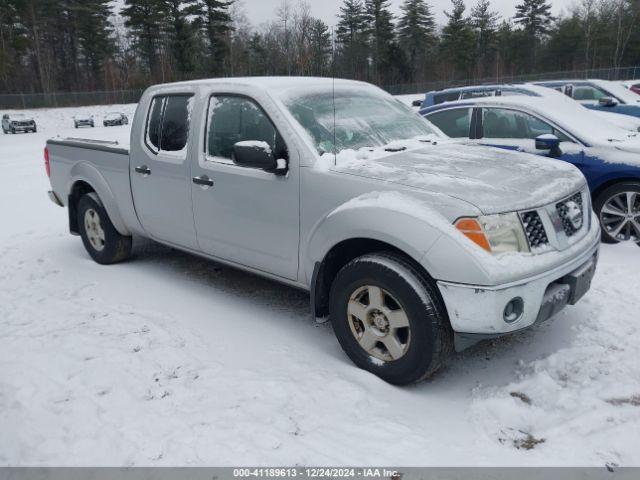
(1, 105), (640, 467)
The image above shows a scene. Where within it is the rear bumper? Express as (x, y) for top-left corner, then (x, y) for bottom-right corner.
(438, 235), (600, 350)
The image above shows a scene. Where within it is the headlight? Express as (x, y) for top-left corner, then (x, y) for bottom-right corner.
(455, 213), (530, 254)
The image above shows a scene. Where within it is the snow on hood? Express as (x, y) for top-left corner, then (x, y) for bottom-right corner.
(612, 137), (640, 156)
(317, 140), (586, 215)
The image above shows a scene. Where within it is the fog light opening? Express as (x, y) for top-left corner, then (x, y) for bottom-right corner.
(504, 297), (524, 324)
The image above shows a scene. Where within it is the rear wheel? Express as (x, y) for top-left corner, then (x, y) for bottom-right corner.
(595, 183), (640, 244)
(77, 194), (132, 265)
(329, 252), (453, 385)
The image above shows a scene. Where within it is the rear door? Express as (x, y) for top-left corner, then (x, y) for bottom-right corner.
(190, 93), (300, 280)
(424, 107), (474, 139)
(130, 93), (198, 249)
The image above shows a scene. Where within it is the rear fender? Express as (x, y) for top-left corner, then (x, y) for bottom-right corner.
(68, 162), (130, 236)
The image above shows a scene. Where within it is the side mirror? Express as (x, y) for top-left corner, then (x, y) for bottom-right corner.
(535, 134), (560, 151)
(412, 100), (423, 107)
(232, 141), (286, 174)
(598, 97), (618, 107)
(535, 134), (562, 157)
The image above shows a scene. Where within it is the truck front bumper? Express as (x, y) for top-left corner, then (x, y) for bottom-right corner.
(437, 238), (600, 351)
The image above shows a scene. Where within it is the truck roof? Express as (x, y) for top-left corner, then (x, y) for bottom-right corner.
(147, 76), (372, 95)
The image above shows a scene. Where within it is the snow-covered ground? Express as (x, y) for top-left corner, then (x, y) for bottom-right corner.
(1, 104), (639, 467)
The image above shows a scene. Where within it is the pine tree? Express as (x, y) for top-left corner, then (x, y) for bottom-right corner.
(308, 19), (332, 76)
(470, 0), (500, 75)
(397, 0), (436, 81)
(364, 0), (396, 84)
(440, 0), (476, 78)
(197, 0), (234, 76)
(122, 0), (167, 75)
(162, 0), (201, 77)
(75, 0), (115, 88)
(335, 0), (369, 79)
(514, 0), (553, 37)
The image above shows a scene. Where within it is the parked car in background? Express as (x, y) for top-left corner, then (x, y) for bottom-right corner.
(45, 77), (600, 385)
(418, 84), (536, 108)
(416, 84), (640, 132)
(103, 112), (128, 127)
(2, 113), (37, 134)
(620, 80), (640, 96)
(421, 94), (640, 244)
(73, 114), (95, 128)
(535, 79), (640, 118)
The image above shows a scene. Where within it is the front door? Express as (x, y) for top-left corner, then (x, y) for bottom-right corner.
(191, 94), (300, 280)
(130, 94), (198, 249)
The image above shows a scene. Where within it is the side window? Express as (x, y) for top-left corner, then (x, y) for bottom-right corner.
(573, 86), (607, 102)
(161, 96), (192, 152)
(427, 108), (472, 138)
(206, 95), (280, 161)
(434, 92), (462, 105)
(145, 94), (193, 154)
(482, 108), (570, 142)
(146, 97), (164, 151)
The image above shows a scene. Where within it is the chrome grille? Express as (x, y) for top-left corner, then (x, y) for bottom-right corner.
(521, 210), (549, 249)
(556, 192), (584, 237)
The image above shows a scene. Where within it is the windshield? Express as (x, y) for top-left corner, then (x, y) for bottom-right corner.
(281, 87), (441, 155)
(597, 81), (640, 104)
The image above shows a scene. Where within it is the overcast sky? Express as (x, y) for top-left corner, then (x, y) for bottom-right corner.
(239, 0), (569, 28)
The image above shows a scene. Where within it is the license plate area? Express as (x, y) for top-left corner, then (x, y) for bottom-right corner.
(562, 254), (598, 305)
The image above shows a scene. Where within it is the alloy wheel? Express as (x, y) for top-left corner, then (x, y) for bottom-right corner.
(84, 208), (106, 252)
(347, 285), (411, 362)
(600, 191), (640, 242)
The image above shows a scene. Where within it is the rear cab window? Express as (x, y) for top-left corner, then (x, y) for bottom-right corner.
(145, 94), (194, 156)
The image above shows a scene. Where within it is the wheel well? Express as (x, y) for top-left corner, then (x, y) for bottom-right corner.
(68, 181), (96, 234)
(592, 178), (640, 203)
(311, 238), (433, 318)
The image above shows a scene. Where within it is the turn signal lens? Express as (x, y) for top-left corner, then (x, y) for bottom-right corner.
(455, 218), (492, 252)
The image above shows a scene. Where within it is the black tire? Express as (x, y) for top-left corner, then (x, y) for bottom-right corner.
(10, 127), (15, 134)
(594, 182), (640, 244)
(329, 252), (453, 385)
(77, 193), (132, 265)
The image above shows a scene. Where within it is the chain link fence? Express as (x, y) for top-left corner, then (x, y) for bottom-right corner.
(1, 66), (639, 109)
(0, 89), (145, 110)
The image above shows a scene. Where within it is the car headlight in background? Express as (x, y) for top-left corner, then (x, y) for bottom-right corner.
(455, 213), (530, 254)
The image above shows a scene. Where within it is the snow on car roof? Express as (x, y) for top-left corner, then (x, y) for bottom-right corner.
(430, 94), (632, 144)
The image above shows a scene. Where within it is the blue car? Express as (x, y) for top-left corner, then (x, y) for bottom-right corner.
(421, 94), (640, 243)
(418, 84), (537, 108)
(534, 79), (640, 119)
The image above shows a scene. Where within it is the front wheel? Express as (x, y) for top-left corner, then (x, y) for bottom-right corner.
(595, 183), (640, 244)
(329, 252), (453, 385)
(77, 194), (132, 265)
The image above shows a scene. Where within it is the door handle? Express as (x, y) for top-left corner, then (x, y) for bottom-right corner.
(135, 165), (151, 176)
(192, 175), (214, 188)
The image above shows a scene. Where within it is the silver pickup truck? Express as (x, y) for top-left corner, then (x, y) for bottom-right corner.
(46, 77), (600, 385)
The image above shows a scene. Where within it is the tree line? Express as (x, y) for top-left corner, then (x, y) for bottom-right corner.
(0, 0), (639, 95)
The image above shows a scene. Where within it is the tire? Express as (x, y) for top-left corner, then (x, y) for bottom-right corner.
(594, 182), (640, 244)
(329, 252), (453, 385)
(77, 193), (132, 265)
(10, 127), (15, 134)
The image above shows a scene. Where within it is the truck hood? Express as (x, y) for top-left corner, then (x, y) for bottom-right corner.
(323, 141), (586, 215)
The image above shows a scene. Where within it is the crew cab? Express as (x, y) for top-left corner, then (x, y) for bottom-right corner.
(46, 78), (600, 385)
(2, 113), (37, 133)
(421, 94), (640, 244)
